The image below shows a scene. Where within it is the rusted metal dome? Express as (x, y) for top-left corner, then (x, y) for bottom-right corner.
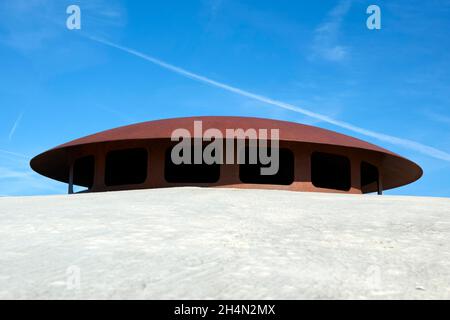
(30, 116), (422, 194)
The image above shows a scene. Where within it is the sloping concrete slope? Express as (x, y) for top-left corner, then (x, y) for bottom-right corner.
(0, 188), (449, 299)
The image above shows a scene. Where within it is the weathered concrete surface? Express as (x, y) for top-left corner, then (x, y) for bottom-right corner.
(0, 188), (449, 299)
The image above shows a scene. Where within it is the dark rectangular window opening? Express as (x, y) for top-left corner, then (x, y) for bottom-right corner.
(361, 161), (379, 194)
(164, 145), (220, 183)
(311, 152), (351, 191)
(73, 155), (95, 189)
(105, 148), (148, 186)
(239, 147), (294, 185)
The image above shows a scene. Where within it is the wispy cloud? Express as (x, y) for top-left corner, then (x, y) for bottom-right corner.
(0, 166), (32, 179)
(0, 150), (63, 195)
(8, 111), (24, 141)
(423, 110), (450, 126)
(0, 149), (29, 159)
(89, 36), (450, 162)
(0, 0), (126, 52)
(310, 0), (352, 62)
(0, 165), (63, 195)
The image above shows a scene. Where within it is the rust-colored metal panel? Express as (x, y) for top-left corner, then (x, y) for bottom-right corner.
(30, 116), (423, 194)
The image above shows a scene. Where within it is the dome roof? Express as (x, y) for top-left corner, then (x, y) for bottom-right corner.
(30, 116), (422, 191)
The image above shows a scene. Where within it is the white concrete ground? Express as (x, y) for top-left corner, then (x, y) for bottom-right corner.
(0, 187), (449, 299)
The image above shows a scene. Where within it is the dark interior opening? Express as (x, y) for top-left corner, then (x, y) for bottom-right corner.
(239, 147), (294, 185)
(164, 145), (220, 183)
(105, 148), (148, 186)
(73, 155), (95, 189)
(311, 152), (351, 191)
(360, 161), (379, 193)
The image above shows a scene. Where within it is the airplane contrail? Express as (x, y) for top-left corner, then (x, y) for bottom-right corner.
(8, 111), (24, 141)
(89, 36), (450, 162)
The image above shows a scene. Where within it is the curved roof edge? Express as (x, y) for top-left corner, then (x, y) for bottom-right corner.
(30, 116), (423, 191)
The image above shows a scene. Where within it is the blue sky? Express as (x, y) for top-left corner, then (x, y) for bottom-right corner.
(1, 0), (450, 197)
